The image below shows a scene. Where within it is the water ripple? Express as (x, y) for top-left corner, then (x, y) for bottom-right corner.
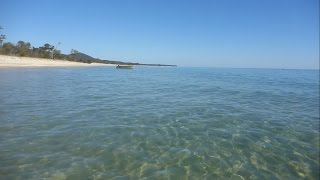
(0, 67), (319, 179)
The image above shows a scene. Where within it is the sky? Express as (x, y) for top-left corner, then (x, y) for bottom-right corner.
(1, 0), (319, 69)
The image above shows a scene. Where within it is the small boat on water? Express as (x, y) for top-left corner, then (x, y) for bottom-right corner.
(116, 65), (134, 69)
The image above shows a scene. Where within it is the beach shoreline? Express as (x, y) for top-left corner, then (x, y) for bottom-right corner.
(0, 55), (115, 68)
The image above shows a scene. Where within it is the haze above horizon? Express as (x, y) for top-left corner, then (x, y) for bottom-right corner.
(1, 0), (319, 69)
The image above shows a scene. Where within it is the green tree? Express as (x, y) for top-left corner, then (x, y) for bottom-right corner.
(53, 49), (61, 59)
(43, 43), (54, 51)
(69, 49), (80, 61)
(70, 49), (79, 55)
(0, 26), (6, 47)
(1, 42), (14, 55)
(15, 41), (31, 56)
(39, 43), (54, 58)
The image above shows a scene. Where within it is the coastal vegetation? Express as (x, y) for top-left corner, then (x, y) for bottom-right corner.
(0, 26), (176, 67)
(0, 27), (90, 63)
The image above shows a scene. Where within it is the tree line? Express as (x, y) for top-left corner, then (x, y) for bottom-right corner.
(0, 41), (64, 59)
(0, 26), (176, 66)
(0, 26), (91, 63)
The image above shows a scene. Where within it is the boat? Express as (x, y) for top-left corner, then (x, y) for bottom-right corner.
(116, 65), (134, 69)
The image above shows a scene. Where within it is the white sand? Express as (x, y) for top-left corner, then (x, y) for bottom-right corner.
(0, 55), (116, 68)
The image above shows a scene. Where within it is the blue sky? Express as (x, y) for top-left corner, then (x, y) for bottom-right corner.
(1, 0), (319, 68)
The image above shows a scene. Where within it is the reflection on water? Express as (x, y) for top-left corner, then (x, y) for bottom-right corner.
(0, 67), (319, 179)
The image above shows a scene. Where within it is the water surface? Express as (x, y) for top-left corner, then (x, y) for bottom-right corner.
(0, 67), (319, 179)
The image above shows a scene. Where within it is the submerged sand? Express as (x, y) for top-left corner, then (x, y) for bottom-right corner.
(0, 55), (115, 67)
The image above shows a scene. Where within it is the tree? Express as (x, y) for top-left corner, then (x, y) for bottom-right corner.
(31, 47), (40, 57)
(39, 43), (54, 58)
(69, 49), (81, 61)
(15, 41), (31, 56)
(70, 49), (79, 55)
(0, 26), (5, 47)
(1, 42), (14, 55)
(52, 42), (61, 59)
(43, 43), (54, 51)
(53, 49), (61, 59)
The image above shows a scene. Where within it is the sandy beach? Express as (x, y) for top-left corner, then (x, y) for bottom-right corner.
(0, 55), (115, 68)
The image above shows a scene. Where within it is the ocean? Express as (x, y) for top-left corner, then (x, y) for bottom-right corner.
(0, 67), (319, 179)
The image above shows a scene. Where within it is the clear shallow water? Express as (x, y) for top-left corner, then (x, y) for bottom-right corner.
(0, 67), (319, 179)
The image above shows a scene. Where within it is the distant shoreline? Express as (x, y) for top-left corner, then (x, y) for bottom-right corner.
(0, 55), (115, 68)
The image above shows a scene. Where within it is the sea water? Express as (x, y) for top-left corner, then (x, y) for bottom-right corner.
(0, 67), (319, 179)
